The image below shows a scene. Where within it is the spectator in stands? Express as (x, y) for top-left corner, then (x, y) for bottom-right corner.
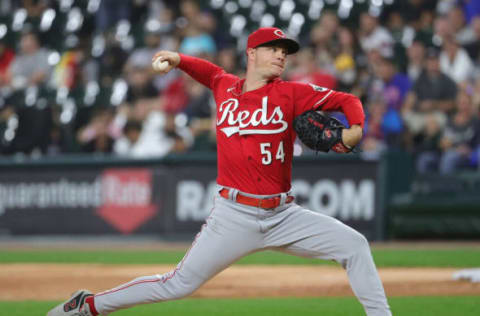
(384, 10), (410, 71)
(99, 43), (128, 88)
(318, 10), (340, 39)
(0, 101), (14, 153)
(20, 0), (50, 18)
(402, 9), (434, 52)
(463, 0), (480, 24)
(6, 30), (51, 90)
(160, 72), (189, 114)
(182, 76), (212, 122)
(463, 15), (480, 63)
(333, 26), (358, 90)
(179, 0), (216, 34)
(141, 1), (177, 34)
(181, 75), (215, 152)
(0, 0), (12, 16)
(315, 10), (340, 49)
(95, 0), (130, 33)
(112, 119), (142, 156)
(124, 27), (177, 93)
(76, 107), (115, 154)
(446, 5), (477, 45)
(432, 14), (452, 46)
(51, 40), (90, 91)
(178, 0), (217, 59)
(309, 11), (339, 75)
(0, 40), (15, 87)
(113, 99), (191, 158)
(360, 99), (388, 160)
(0, 91), (52, 156)
(402, 47), (457, 136)
(356, 12), (396, 104)
(125, 29), (174, 73)
(438, 90), (480, 174)
(124, 65), (159, 105)
(216, 47), (240, 75)
(370, 56), (411, 146)
(358, 11), (394, 59)
(390, 0), (436, 32)
(413, 112), (443, 173)
(406, 38), (426, 82)
(386, 10), (410, 45)
(439, 35), (475, 85)
(179, 31), (216, 59)
(472, 77), (480, 110)
(45, 122), (65, 156)
(287, 47), (337, 90)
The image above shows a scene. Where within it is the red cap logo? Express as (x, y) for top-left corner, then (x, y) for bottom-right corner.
(273, 29), (286, 38)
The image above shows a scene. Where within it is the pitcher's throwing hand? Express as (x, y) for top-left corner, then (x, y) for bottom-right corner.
(151, 50), (180, 74)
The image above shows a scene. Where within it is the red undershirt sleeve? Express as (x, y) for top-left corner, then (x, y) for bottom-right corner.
(177, 53), (225, 90)
(294, 83), (365, 128)
(318, 91), (365, 128)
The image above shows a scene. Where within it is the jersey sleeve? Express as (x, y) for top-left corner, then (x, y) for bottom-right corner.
(177, 53), (225, 90)
(293, 82), (365, 128)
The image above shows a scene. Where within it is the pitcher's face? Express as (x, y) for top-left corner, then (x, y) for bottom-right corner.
(251, 44), (288, 80)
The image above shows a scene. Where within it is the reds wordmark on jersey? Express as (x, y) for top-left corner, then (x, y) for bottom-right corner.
(178, 54), (365, 195)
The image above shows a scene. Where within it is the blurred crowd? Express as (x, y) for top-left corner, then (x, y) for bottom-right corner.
(0, 0), (480, 174)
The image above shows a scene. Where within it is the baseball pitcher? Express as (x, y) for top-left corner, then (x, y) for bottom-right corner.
(47, 27), (391, 316)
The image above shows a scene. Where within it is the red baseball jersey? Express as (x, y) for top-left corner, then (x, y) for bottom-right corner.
(178, 54), (365, 195)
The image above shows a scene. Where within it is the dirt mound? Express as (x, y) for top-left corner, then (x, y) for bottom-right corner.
(1, 264), (479, 301)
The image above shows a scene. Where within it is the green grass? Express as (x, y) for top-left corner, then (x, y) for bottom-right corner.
(1, 248), (480, 267)
(2, 296), (479, 316)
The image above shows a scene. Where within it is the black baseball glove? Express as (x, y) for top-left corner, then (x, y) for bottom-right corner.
(293, 110), (354, 153)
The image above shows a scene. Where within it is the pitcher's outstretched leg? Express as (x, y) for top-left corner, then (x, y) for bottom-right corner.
(54, 203), (261, 315)
(339, 229), (391, 316)
(267, 207), (391, 316)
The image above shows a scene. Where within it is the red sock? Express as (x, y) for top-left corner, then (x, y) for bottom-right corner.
(84, 296), (99, 316)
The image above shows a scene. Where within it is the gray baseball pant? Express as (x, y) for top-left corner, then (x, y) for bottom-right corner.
(94, 191), (391, 316)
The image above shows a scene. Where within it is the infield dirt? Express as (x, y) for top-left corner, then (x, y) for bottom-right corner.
(1, 264), (479, 301)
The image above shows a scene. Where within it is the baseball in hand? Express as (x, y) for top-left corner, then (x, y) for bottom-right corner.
(152, 58), (169, 71)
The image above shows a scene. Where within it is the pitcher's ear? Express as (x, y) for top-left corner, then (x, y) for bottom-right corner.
(246, 47), (256, 58)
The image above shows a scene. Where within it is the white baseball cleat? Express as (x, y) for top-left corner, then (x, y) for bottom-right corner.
(46, 290), (94, 316)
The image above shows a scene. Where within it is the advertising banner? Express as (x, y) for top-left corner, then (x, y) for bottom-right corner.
(169, 160), (381, 240)
(0, 167), (166, 235)
(0, 158), (381, 239)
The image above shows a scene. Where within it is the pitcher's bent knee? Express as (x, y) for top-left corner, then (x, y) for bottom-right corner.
(343, 229), (371, 257)
(161, 269), (205, 300)
(352, 231), (369, 251)
(167, 283), (197, 299)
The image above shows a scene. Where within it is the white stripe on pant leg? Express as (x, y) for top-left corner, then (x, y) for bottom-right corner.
(94, 267), (205, 315)
(93, 220), (211, 315)
(94, 224), (209, 315)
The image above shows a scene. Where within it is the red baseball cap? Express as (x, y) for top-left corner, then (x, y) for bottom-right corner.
(247, 27), (299, 54)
